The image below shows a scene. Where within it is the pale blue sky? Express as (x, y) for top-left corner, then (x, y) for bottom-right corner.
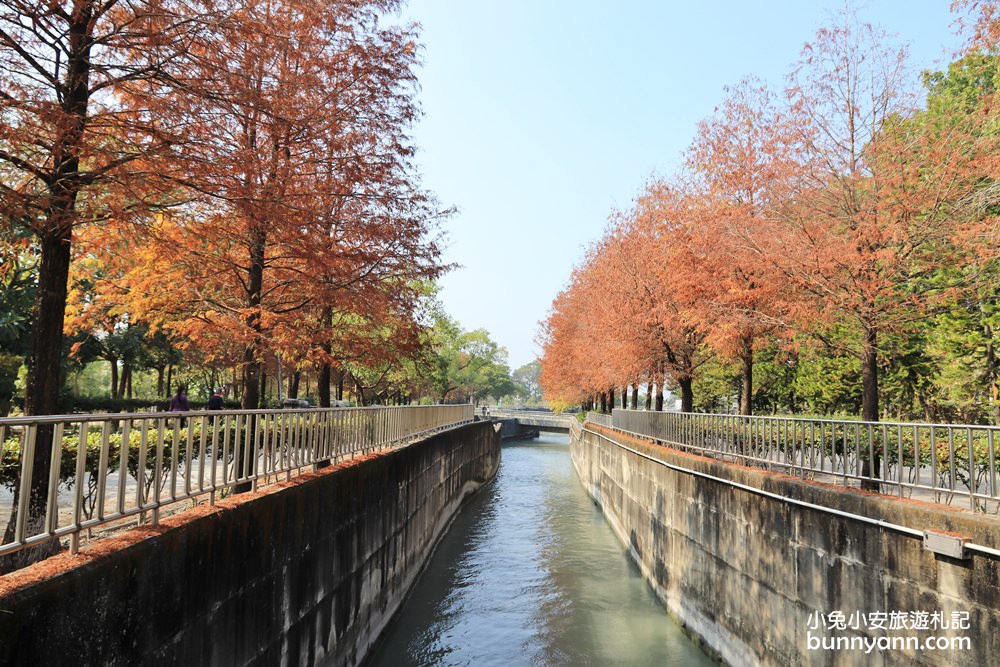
(400, 1), (967, 370)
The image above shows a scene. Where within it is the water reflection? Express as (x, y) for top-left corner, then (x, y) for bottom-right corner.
(366, 434), (711, 667)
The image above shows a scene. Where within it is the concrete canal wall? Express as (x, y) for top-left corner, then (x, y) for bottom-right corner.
(571, 423), (1000, 667)
(0, 421), (500, 667)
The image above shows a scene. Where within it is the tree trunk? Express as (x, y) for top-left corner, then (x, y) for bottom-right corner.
(608, 387), (615, 413)
(355, 376), (366, 407)
(679, 376), (693, 413)
(318, 360), (331, 408)
(861, 327), (879, 422)
(315, 314), (334, 467)
(599, 392), (607, 413)
(117, 362), (130, 400)
(115, 362), (124, 399)
(631, 383), (638, 410)
(644, 377), (652, 410)
(109, 356), (119, 399)
(288, 370), (300, 399)
(117, 363), (129, 400)
(655, 377), (664, 412)
(236, 228), (266, 493)
(241, 227), (266, 411)
(260, 364), (268, 407)
(860, 324), (880, 490)
(740, 338), (753, 416)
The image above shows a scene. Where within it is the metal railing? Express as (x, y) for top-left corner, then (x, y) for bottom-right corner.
(600, 409), (1000, 513)
(586, 412), (612, 427)
(0, 404), (474, 558)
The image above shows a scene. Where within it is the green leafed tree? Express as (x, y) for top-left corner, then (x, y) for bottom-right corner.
(511, 360), (543, 403)
(423, 312), (514, 403)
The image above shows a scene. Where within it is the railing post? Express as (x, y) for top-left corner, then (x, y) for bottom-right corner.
(44, 422), (64, 535)
(71, 422), (89, 554)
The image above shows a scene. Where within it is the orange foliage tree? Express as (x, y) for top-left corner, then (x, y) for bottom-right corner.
(0, 0), (225, 567)
(121, 0), (446, 409)
(540, 178), (718, 413)
(538, 249), (608, 410)
(630, 180), (717, 413)
(775, 9), (990, 433)
(685, 78), (804, 415)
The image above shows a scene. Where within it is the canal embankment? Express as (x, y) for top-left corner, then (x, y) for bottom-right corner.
(0, 421), (499, 667)
(368, 433), (713, 666)
(571, 422), (1000, 667)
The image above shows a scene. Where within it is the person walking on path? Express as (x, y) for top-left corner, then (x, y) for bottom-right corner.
(208, 388), (224, 411)
(169, 385), (189, 412)
(169, 385), (189, 426)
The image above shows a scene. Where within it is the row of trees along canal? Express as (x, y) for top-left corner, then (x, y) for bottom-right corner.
(541, 5), (1000, 433)
(0, 0), (530, 571)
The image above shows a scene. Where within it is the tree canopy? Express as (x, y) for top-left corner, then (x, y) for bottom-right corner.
(540, 5), (1000, 430)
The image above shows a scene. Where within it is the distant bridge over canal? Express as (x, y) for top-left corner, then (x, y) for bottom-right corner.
(486, 409), (574, 435)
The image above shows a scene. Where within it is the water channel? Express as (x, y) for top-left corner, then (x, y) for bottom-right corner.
(368, 433), (713, 666)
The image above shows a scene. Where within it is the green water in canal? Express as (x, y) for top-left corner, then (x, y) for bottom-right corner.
(367, 433), (713, 666)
